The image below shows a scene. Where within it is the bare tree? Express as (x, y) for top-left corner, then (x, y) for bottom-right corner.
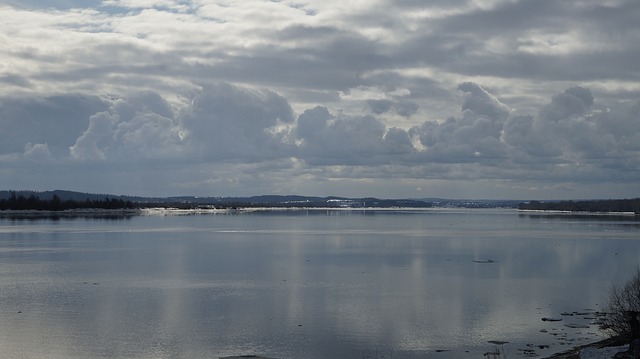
(600, 267), (640, 337)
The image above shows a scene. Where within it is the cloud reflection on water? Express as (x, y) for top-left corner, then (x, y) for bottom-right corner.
(0, 210), (638, 358)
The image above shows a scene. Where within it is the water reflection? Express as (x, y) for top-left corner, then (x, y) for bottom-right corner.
(0, 210), (638, 358)
(0, 212), (136, 222)
(519, 211), (640, 227)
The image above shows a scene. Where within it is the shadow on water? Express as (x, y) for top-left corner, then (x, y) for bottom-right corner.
(519, 212), (640, 223)
(0, 211), (137, 222)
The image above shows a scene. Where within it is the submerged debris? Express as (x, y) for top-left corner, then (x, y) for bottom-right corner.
(542, 317), (563, 322)
(564, 323), (590, 329)
(473, 259), (498, 263)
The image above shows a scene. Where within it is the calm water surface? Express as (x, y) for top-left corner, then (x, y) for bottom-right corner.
(0, 209), (639, 358)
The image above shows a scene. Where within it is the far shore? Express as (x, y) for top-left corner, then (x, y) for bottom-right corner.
(0, 206), (510, 217)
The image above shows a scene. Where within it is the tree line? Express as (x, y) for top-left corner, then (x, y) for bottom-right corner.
(519, 198), (640, 214)
(0, 192), (135, 211)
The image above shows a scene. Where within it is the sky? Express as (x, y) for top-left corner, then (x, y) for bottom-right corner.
(0, 0), (639, 200)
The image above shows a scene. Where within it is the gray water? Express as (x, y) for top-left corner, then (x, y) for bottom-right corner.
(0, 209), (638, 358)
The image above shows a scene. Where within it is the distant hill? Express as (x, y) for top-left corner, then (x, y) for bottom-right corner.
(6, 190), (633, 212)
(1, 190), (517, 210)
(417, 198), (522, 209)
(0, 190), (433, 210)
(156, 195), (434, 208)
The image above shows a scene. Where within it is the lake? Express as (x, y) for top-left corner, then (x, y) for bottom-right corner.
(0, 208), (638, 358)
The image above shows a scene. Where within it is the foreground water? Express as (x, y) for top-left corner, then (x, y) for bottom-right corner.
(0, 208), (638, 358)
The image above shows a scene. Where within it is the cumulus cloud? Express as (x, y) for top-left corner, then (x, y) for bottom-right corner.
(502, 87), (640, 182)
(114, 111), (184, 159)
(409, 83), (509, 162)
(294, 106), (416, 165)
(503, 114), (562, 159)
(59, 83), (298, 163)
(367, 99), (394, 115)
(179, 83), (295, 160)
(70, 112), (118, 160)
(23, 143), (53, 161)
(0, 94), (109, 157)
(539, 86), (594, 123)
(368, 99), (419, 117)
(457, 82), (510, 120)
(1, 80), (639, 198)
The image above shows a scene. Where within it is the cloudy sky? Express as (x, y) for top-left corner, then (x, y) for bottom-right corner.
(1, 0), (639, 199)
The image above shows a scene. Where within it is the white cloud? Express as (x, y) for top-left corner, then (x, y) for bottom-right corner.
(540, 86), (594, 122)
(24, 143), (53, 161)
(339, 86), (389, 101)
(2, 80), (639, 198)
(69, 111), (118, 160)
(101, 0), (191, 11)
(409, 83), (509, 162)
(114, 111), (184, 159)
(457, 82), (510, 120)
(294, 106), (419, 165)
(503, 114), (562, 159)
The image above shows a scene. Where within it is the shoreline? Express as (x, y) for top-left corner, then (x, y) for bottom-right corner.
(0, 206), (506, 217)
(544, 336), (627, 358)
